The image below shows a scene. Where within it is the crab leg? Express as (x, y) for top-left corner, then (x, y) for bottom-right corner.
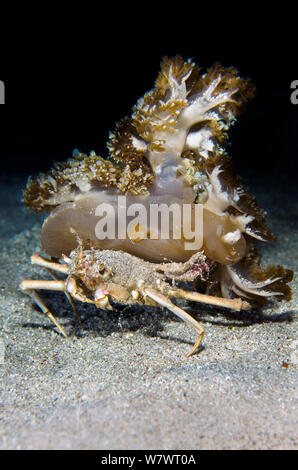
(65, 277), (95, 305)
(20, 279), (66, 291)
(143, 287), (205, 357)
(31, 253), (69, 274)
(46, 268), (81, 323)
(19, 281), (68, 337)
(169, 288), (251, 311)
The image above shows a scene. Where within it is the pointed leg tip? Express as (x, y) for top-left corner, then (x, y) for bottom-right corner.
(185, 345), (200, 358)
(59, 327), (69, 338)
(185, 333), (204, 358)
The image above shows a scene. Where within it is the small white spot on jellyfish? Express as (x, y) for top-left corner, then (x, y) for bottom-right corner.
(231, 214), (255, 231)
(216, 224), (223, 236)
(200, 150), (209, 159)
(77, 179), (91, 192)
(130, 135), (148, 151)
(186, 128), (214, 153)
(47, 176), (57, 191)
(222, 229), (241, 244)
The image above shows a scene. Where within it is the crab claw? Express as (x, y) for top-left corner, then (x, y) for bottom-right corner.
(94, 286), (113, 310)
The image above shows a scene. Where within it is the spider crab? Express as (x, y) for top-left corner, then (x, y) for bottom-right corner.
(20, 247), (250, 357)
(20, 56), (293, 356)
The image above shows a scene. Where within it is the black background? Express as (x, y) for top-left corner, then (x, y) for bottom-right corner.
(0, 5), (297, 185)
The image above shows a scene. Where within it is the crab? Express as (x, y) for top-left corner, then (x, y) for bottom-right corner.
(20, 246), (250, 357)
(19, 56), (293, 356)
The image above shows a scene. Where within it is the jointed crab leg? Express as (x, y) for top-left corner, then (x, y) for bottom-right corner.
(46, 268), (81, 323)
(144, 287), (205, 357)
(20, 284), (68, 338)
(169, 288), (251, 312)
(20, 279), (81, 337)
(20, 279), (66, 291)
(19, 276), (94, 335)
(31, 253), (68, 274)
